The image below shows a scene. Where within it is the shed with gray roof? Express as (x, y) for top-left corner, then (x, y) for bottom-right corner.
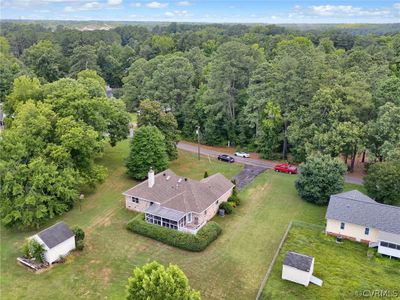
(31, 221), (76, 264)
(282, 251), (315, 287)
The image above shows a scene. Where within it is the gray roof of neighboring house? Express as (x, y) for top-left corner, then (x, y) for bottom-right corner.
(145, 204), (186, 221)
(326, 190), (400, 235)
(37, 221), (75, 249)
(123, 169), (234, 214)
(284, 251), (314, 272)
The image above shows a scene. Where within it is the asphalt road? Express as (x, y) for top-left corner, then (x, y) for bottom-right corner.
(177, 142), (363, 185)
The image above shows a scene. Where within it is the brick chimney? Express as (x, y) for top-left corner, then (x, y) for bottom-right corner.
(148, 168), (155, 188)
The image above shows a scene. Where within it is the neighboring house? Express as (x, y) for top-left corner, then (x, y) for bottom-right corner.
(123, 169), (234, 234)
(326, 190), (400, 259)
(31, 221), (76, 264)
(282, 251), (316, 287)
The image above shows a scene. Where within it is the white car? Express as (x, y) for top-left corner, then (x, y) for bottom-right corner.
(234, 151), (250, 158)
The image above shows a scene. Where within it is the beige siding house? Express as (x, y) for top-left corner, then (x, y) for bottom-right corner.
(326, 190), (400, 259)
(123, 169), (234, 234)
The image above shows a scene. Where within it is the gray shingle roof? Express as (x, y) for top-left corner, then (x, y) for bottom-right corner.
(326, 190), (400, 234)
(37, 221), (75, 249)
(123, 169), (234, 214)
(284, 251), (314, 272)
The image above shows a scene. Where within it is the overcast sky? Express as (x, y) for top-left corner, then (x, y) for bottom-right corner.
(1, 0), (400, 23)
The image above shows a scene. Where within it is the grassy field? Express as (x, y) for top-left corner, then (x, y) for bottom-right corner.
(261, 224), (400, 300)
(1, 139), (366, 300)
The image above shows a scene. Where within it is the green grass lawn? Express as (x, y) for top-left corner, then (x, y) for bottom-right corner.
(261, 224), (400, 300)
(0, 139), (367, 300)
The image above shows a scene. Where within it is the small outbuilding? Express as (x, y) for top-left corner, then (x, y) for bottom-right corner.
(282, 251), (315, 287)
(31, 221), (76, 264)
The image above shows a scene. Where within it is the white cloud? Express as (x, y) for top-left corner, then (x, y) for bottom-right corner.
(177, 1), (190, 6)
(107, 0), (122, 6)
(394, 3), (400, 9)
(309, 5), (389, 17)
(164, 9), (187, 17)
(146, 1), (168, 8)
(64, 1), (101, 12)
(130, 2), (141, 7)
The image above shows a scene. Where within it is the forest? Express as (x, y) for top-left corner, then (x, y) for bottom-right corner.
(1, 21), (399, 227)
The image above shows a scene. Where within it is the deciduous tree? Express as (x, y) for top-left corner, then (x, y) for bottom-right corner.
(295, 153), (347, 205)
(126, 261), (201, 300)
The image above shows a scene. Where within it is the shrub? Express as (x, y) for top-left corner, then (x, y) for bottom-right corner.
(228, 194), (240, 206)
(126, 214), (221, 252)
(219, 202), (233, 214)
(72, 226), (85, 241)
(58, 255), (66, 263)
(76, 240), (84, 251)
(295, 153), (347, 205)
(203, 171), (209, 178)
(21, 238), (45, 263)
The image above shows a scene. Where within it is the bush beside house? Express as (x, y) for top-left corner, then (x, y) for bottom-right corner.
(72, 226), (85, 250)
(127, 214), (221, 252)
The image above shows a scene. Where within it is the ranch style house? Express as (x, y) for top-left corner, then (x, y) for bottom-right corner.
(326, 190), (400, 259)
(123, 169), (234, 234)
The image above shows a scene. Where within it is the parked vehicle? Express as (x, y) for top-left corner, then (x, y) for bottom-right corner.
(274, 163), (297, 174)
(218, 154), (235, 163)
(234, 151), (250, 158)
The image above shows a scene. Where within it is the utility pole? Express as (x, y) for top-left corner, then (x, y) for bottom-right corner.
(196, 125), (200, 160)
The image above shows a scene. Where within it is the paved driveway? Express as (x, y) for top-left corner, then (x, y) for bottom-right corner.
(234, 165), (268, 190)
(177, 142), (363, 185)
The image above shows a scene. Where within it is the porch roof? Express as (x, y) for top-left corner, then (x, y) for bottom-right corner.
(145, 204), (186, 221)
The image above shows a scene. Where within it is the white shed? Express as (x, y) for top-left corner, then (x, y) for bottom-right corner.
(31, 221), (76, 264)
(282, 251), (315, 287)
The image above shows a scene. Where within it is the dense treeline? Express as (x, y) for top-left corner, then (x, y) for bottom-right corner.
(1, 22), (399, 163)
(1, 22), (400, 225)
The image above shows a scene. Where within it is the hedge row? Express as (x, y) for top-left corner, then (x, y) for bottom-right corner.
(126, 214), (222, 252)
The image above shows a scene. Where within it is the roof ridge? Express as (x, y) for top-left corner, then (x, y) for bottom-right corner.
(122, 169), (176, 195)
(37, 221), (65, 235)
(288, 251), (313, 258)
(334, 196), (400, 210)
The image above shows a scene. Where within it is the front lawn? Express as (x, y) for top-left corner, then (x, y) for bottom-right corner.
(0, 139), (366, 300)
(261, 224), (400, 300)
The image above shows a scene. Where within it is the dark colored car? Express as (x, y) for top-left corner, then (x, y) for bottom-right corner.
(274, 163), (297, 174)
(218, 154), (235, 163)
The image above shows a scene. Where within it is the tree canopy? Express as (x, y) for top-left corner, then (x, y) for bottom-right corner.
(295, 153), (347, 205)
(125, 125), (169, 180)
(126, 261), (201, 300)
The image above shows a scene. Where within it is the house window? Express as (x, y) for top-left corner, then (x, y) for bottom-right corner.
(132, 197), (139, 203)
(187, 213), (192, 223)
(204, 210), (207, 215)
(364, 227), (369, 235)
(340, 222), (345, 230)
